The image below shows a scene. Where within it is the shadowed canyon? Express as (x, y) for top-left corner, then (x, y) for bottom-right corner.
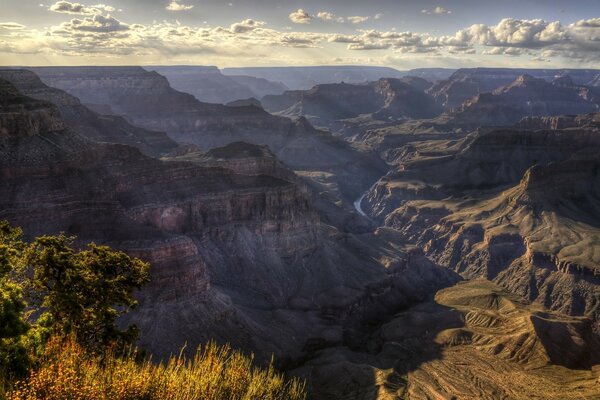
(1, 62), (599, 399)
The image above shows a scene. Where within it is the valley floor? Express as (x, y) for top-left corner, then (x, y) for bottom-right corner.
(296, 279), (600, 400)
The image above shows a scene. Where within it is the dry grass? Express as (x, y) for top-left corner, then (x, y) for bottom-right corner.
(6, 337), (306, 400)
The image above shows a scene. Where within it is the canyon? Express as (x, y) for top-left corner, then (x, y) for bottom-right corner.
(1, 65), (599, 399)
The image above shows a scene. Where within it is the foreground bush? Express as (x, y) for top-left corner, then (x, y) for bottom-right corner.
(6, 337), (306, 400)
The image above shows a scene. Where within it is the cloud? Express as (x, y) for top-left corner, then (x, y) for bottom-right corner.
(422, 7), (451, 15)
(57, 14), (129, 33)
(347, 16), (370, 24)
(348, 42), (389, 50)
(0, 22), (26, 30)
(166, 1), (194, 11)
(49, 1), (115, 15)
(316, 11), (334, 21)
(230, 19), (265, 34)
(316, 11), (344, 22)
(1, 15), (600, 67)
(289, 9), (312, 24)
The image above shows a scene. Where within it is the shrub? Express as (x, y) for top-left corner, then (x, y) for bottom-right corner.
(7, 336), (307, 400)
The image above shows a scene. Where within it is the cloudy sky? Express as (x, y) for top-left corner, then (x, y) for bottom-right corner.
(1, 0), (599, 69)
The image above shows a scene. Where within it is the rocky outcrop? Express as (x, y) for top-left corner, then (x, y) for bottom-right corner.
(0, 78), (66, 137)
(222, 65), (406, 90)
(262, 78), (441, 122)
(429, 67), (600, 109)
(30, 67), (389, 235)
(0, 77), (459, 372)
(445, 75), (599, 127)
(364, 127), (600, 220)
(296, 279), (600, 399)
(225, 97), (263, 108)
(147, 66), (287, 104)
(0, 69), (177, 157)
(517, 112), (600, 130)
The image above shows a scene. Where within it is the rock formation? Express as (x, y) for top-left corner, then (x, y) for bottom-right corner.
(297, 279), (600, 399)
(445, 74), (599, 127)
(429, 67), (600, 109)
(0, 75), (458, 371)
(31, 66), (388, 231)
(147, 66), (287, 104)
(4, 65), (600, 399)
(261, 78), (441, 124)
(222, 65), (408, 90)
(0, 69), (178, 157)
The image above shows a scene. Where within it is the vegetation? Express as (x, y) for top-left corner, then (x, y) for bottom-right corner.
(0, 221), (306, 400)
(7, 338), (306, 400)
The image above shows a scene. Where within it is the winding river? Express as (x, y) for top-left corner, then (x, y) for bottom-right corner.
(353, 193), (368, 218)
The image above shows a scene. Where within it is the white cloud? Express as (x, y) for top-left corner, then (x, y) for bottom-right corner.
(422, 7), (451, 15)
(1, 15), (600, 66)
(316, 11), (334, 21)
(0, 22), (26, 30)
(289, 9), (312, 24)
(49, 1), (115, 15)
(316, 11), (345, 23)
(347, 16), (370, 24)
(54, 14), (129, 34)
(230, 19), (265, 34)
(166, 1), (194, 11)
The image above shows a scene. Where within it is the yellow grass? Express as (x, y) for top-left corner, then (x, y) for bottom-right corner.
(6, 338), (306, 400)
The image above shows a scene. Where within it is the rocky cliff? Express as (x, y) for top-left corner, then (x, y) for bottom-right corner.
(297, 279), (600, 399)
(261, 78), (441, 123)
(445, 75), (599, 127)
(0, 77), (458, 369)
(147, 66), (287, 104)
(31, 66), (388, 231)
(0, 69), (177, 157)
(429, 67), (600, 109)
(363, 122), (600, 338)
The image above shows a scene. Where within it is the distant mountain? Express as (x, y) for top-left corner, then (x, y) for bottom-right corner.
(446, 74), (599, 126)
(262, 78), (441, 123)
(145, 66), (287, 104)
(403, 67), (456, 82)
(429, 67), (600, 109)
(226, 75), (288, 98)
(222, 65), (408, 90)
(31, 66), (388, 231)
(225, 97), (263, 108)
(0, 69), (178, 157)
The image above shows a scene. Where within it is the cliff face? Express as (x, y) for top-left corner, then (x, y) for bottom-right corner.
(261, 78), (441, 122)
(146, 66), (287, 104)
(298, 279), (600, 399)
(32, 66), (289, 139)
(364, 127), (600, 220)
(383, 159), (600, 327)
(0, 77), (458, 367)
(0, 78), (66, 137)
(445, 75), (599, 127)
(366, 121), (600, 336)
(31, 66), (388, 231)
(0, 69), (178, 157)
(518, 112), (600, 130)
(429, 67), (600, 109)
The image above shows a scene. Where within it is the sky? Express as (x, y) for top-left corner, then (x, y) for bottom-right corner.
(0, 0), (599, 69)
